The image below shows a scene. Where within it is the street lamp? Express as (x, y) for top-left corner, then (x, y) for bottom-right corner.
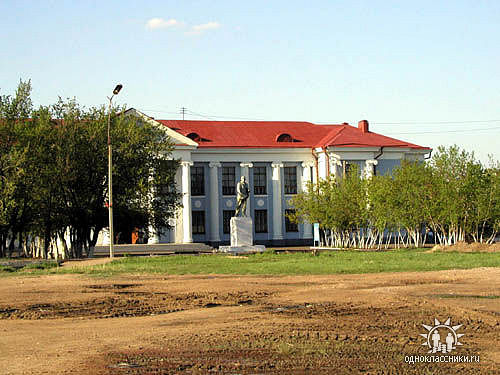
(107, 84), (122, 258)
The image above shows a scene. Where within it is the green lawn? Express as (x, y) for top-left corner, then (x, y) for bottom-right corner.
(2, 249), (499, 277)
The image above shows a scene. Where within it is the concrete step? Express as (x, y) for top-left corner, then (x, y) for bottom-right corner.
(93, 243), (213, 256)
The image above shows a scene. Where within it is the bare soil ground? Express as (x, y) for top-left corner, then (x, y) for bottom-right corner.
(0, 267), (499, 374)
(429, 242), (500, 253)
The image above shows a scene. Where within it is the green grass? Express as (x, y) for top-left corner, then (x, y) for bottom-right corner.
(434, 294), (500, 299)
(1, 248), (499, 277)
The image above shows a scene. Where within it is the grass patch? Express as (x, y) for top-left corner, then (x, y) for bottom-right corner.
(23, 262), (60, 270)
(434, 294), (500, 299)
(0, 260), (60, 276)
(2, 248), (498, 277)
(0, 265), (18, 273)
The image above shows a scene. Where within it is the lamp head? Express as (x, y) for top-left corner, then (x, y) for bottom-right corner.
(113, 84), (123, 95)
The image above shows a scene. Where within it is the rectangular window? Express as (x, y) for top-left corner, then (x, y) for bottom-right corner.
(285, 209), (298, 232)
(192, 211), (205, 234)
(190, 166), (205, 196)
(223, 210), (234, 234)
(253, 166), (267, 195)
(284, 166), (297, 194)
(254, 210), (268, 233)
(222, 166), (236, 195)
(343, 161), (360, 178)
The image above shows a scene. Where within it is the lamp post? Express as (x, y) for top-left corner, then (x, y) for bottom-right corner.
(107, 84), (122, 258)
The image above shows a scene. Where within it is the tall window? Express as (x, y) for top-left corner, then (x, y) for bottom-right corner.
(254, 210), (268, 233)
(285, 209), (298, 232)
(284, 166), (297, 194)
(223, 210), (234, 234)
(191, 166), (205, 196)
(222, 166), (236, 195)
(253, 166), (267, 195)
(192, 211), (205, 234)
(343, 161), (360, 178)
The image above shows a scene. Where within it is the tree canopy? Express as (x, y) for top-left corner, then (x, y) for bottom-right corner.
(0, 80), (181, 258)
(291, 146), (500, 248)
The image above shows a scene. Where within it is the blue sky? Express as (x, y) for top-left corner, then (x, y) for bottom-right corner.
(1, 0), (499, 163)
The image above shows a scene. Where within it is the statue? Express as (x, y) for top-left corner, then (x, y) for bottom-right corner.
(218, 174), (265, 254)
(235, 176), (249, 217)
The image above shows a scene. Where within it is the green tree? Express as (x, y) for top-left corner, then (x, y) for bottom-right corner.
(429, 145), (483, 245)
(389, 161), (432, 247)
(291, 165), (368, 248)
(0, 81), (182, 258)
(0, 80), (33, 257)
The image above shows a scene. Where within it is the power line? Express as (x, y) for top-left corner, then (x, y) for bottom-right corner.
(136, 107), (500, 132)
(137, 107), (268, 121)
(186, 109), (267, 121)
(186, 110), (219, 120)
(373, 119), (500, 125)
(137, 108), (179, 115)
(389, 126), (500, 135)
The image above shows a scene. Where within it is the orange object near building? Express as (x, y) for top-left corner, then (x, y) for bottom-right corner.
(131, 228), (139, 244)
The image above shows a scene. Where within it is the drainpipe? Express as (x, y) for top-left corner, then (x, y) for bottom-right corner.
(374, 146), (384, 160)
(424, 149), (433, 160)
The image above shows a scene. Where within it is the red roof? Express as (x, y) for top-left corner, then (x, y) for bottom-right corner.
(157, 119), (429, 150)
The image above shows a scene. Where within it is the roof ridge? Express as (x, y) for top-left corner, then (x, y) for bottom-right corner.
(315, 125), (346, 147)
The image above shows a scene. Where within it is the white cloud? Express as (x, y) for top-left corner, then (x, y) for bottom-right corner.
(186, 21), (221, 35)
(146, 18), (181, 30)
(192, 21), (220, 32)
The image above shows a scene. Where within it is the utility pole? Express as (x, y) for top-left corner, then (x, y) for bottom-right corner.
(181, 107), (186, 120)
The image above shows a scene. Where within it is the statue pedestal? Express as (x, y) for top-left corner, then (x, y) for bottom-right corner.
(218, 217), (265, 255)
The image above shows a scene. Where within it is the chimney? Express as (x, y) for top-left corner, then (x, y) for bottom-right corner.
(358, 120), (369, 133)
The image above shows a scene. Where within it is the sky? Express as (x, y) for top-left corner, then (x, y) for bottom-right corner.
(1, 0), (499, 163)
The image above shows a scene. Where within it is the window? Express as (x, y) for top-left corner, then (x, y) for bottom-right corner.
(223, 210), (234, 234)
(187, 132), (201, 141)
(285, 209), (298, 232)
(343, 161), (360, 178)
(284, 166), (297, 194)
(192, 211), (205, 234)
(190, 166), (205, 196)
(277, 133), (293, 142)
(253, 166), (267, 195)
(222, 166), (236, 195)
(254, 210), (268, 233)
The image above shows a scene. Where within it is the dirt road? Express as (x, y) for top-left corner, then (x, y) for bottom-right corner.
(1, 268), (499, 374)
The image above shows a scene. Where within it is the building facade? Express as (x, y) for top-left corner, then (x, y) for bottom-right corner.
(118, 109), (431, 247)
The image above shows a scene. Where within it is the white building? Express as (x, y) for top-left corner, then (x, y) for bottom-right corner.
(114, 109), (431, 247)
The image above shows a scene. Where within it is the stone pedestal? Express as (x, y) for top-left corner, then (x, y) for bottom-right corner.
(218, 217), (265, 254)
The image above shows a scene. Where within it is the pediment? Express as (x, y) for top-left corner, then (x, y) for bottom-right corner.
(123, 108), (198, 147)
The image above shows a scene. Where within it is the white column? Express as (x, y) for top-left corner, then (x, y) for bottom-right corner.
(240, 162), (253, 216)
(209, 162), (221, 242)
(181, 161), (193, 243)
(329, 153), (342, 179)
(147, 173), (159, 244)
(365, 159), (378, 179)
(301, 161), (314, 192)
(317, 151), (327, 180)
(301, 161), (314, 239)
(271, 162), (284, 240)
(147, 227), (160, 244)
